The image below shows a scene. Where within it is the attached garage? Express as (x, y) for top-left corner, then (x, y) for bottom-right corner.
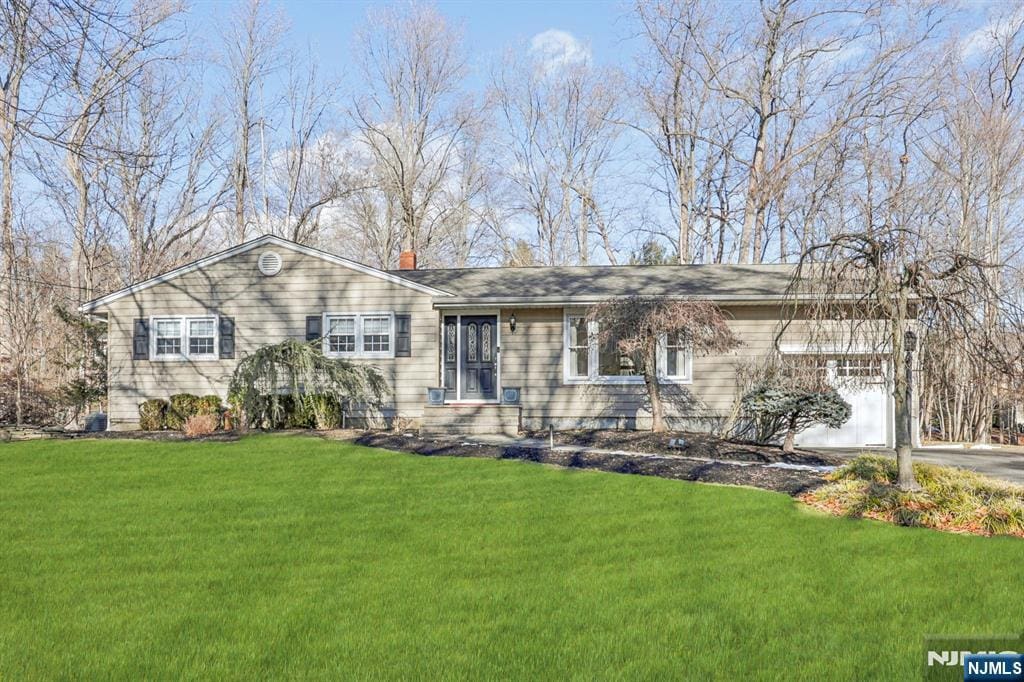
(790, 354), (893, 448)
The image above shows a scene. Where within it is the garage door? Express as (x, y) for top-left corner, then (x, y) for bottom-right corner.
(793, 356), (889, 448)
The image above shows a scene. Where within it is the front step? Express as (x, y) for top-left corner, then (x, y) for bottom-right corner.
(420, 404), (522, 437)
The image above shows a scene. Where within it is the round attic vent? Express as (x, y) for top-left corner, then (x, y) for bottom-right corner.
(257, 250), (283, 276)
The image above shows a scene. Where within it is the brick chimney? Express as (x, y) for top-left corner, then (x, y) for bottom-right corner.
(398, 251), (417, 270)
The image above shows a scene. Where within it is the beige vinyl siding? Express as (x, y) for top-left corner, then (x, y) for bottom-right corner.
(498, 305), (818, 429)
(97, 249), (438, 429)
(95, 244), (865, 433)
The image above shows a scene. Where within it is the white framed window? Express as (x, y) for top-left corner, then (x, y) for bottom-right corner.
(835, 355), (883, 380)
(563, 310), (642, 385)
(151, 315), (218, 361)
(188, 318), (217, 357)
(323, 312), (395, 359)
(362, 315), (391, 353)
(658, 332), (693, 382)
(154, 319), (182, 357)
(563, 310), (693, 385)
(327, 316), (356, 353)
(566, 314), (590, 379)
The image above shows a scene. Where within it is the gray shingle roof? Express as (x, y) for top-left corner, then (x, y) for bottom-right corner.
(391, 263), (798, 305)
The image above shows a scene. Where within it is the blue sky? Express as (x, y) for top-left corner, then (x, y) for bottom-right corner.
(191, 0), (634, 87)
(182, 0), (1004, 118)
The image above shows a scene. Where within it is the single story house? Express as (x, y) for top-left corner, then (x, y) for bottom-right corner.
(79, 234), (898, 447)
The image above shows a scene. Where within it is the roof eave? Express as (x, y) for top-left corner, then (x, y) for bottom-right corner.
(78, 235), (454, 312)
(431, 294), (842, 309)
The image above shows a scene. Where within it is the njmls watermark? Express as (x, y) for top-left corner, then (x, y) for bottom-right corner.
(924, 635), (1024, 681)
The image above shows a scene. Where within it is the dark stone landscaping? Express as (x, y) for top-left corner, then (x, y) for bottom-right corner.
(349, 432), (827, 496)
(527, 429), (842, 466)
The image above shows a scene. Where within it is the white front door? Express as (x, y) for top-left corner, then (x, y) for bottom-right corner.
(794, 355), (889, 448)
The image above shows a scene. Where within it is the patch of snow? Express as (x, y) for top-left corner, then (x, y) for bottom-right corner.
(766, 462), (838, 473)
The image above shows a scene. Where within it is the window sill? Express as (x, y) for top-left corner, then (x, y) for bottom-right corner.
(150, 355), (220, 362)
(324, 352), (395, 360)
(563, 376), (693, 386)
(564, 376), (643, 386)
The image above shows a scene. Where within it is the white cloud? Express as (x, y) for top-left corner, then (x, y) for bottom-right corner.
(960, 6), (1024, 60)
(529, 29), (591, 72)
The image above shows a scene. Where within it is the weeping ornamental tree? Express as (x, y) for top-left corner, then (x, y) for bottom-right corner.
(785, 228), (1019, 490)
(588, 297), (741, 432)
(229, 339), (388, 428)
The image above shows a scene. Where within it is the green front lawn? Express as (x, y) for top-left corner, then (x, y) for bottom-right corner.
(2, 435), (1021, 679)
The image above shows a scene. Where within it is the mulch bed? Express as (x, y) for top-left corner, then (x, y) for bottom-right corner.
(526, 429), (843, 466)
(349, 432), (827, 496)
(60, 430), (241, 442)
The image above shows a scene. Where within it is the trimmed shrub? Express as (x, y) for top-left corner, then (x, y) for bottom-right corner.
(195, 395), (223, 416)
(138, 399), (168, 431)
(166, 393), (201, 430)
(183, 414), (218, 438)
(741, 383), (851, 452)
(216, 389), (342, 431)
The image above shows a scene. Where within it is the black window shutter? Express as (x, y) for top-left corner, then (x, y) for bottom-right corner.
(219, 317), (235, 359)
(305, 315), (322, 341)
(132, 319), (149, 360)
(395, 314), (412, 357)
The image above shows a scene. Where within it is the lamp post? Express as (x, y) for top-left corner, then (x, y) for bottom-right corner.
(904, 329), (917, 447)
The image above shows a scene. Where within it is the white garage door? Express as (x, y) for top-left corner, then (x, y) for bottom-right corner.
(793, 356), (889, 448)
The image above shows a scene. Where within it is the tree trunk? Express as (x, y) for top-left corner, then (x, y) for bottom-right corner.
(783, 425), (796, 453)
(645, 346), (665, 432)
(738, 145), (761, 264)
(894, 346), (919, 490)
(973, 394), (991, 445)
(15, 369), (24, 426)
(677, 170), (690, 264)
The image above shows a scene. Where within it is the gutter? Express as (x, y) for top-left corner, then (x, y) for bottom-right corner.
(431, 294), (854, 309)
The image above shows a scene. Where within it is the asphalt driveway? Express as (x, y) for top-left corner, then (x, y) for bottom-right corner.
(814, 446), (1024, 484)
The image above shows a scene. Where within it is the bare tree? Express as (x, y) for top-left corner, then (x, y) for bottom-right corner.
(0, 0), (33, 288)
(631, 0), (736, 264)
(52, 0), (182, 301)
(915, 8), (1024, 445)
(350, 2), (478, 265)
(0, 225), (59, 425)
(98, 57), (227, 284)
(491, 43), (623, 265)
(684, 0), (945, 263)
(264, 51), (352, 245)
(782, 93), (1021, 489)
(220, 0), (285, 244)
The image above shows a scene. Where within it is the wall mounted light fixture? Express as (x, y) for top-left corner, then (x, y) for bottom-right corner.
(509, 312), (517, 334)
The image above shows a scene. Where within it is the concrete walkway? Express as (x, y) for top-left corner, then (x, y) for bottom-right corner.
(813, 446), (1024, 484)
